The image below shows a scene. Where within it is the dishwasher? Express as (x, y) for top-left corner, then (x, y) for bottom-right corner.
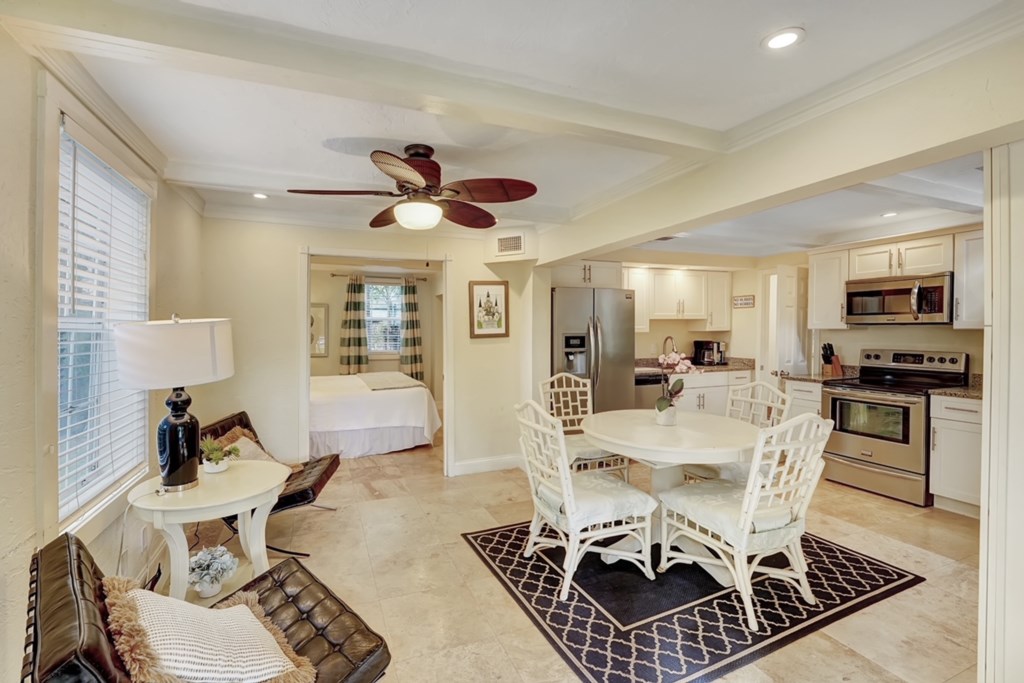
(634, 374), (665, 409)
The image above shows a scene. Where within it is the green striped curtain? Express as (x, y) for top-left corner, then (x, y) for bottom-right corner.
(400, 277), (424, 381)
(339, 275), (369, 374)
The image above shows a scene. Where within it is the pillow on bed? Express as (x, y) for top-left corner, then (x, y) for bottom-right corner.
(103, 577), (315, 683)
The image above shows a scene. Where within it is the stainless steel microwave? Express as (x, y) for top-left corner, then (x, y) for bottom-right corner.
(844, 272), (953, 324)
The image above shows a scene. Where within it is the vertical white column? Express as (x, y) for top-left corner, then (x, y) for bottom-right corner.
(981, 142), (1024, 681)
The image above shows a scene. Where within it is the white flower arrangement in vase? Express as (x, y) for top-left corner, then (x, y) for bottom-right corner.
(655, 350), (700, 424)
(188, 545), (238, 598)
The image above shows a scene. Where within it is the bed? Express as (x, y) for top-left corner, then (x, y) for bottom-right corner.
(309, 372), (442, 458)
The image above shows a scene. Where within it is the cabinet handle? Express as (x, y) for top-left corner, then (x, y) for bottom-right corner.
(946, 406), (979, 414)
(840, 302), (845, 322)
(932, 426), (937, 451)
(709, 311), (713, 327)
(898, 249), (903, 271)
(955, 298), (961, 321)
(888, 250), (893, 272)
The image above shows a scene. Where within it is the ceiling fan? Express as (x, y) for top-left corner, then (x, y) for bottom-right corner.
(288, 143), (537, 230)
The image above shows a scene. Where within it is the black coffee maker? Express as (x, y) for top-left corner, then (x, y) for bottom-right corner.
(693, 340), (724, 365)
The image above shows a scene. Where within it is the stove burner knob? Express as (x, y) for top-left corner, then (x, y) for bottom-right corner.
(864, 353), (871, 360)
(872, 354), (881, 360)
(949, 357), (959, 365)
(927, 356), (936, 363)
(937, 356), (947, 364)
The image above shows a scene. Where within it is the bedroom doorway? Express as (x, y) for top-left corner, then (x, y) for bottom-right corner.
(299, 250), (450, 474)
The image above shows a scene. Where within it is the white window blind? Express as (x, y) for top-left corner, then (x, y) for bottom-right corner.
(365, 282), (403, 354)
(57, 126), (150, 522)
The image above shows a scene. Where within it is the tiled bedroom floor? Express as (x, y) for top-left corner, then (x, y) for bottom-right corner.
(192, 444), (979, 683)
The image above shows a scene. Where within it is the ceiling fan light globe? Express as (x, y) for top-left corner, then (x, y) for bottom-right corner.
(394, 199), (443, 230)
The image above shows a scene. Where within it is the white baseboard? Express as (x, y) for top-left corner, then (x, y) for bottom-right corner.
(448, 452), (523, 477)
(933, 495), (981, 520)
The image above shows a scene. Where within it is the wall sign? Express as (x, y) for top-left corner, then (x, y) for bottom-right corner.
(733, 295), (755, 309)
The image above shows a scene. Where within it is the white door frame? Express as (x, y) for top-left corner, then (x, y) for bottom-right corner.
(296, 246), (453, 476)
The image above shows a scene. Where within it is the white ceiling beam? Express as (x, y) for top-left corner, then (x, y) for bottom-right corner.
(0, 0), (724, 158)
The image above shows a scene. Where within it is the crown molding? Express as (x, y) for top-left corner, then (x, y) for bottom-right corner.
(571, 157), (709, 221)
(164, 182), (205, 215)
(22, 45), (168, 174)
(201, 202), (486, 240)
(725, 2), (1024, 152)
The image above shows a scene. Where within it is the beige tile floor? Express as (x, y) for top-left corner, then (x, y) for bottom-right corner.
(190, 443), (979, 683)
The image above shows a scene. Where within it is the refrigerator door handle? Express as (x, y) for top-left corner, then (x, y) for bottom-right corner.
(594, 316), (603, 390)
(587, 317), (596, 382)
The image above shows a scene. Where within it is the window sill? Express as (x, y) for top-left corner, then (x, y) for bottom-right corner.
(60, 464), (151, 545)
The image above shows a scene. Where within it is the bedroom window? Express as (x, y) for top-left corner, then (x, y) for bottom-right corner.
(365, 281), (403, 354)
(56, 122), (151, 522)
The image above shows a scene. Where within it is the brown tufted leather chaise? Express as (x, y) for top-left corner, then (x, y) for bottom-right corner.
(201, 411), (341, 557)
(23, 533), (390, 682)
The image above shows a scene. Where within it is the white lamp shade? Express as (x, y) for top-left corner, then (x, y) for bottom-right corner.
(393, 199), (443, 230)
(114, 318), (234, 389)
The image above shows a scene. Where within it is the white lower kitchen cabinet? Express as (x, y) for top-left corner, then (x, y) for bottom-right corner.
(784, 381), (822, 417)
(674, 371), (748, 415)
(930, 395), (982, 515)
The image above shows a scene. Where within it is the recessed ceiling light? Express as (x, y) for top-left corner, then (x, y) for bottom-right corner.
(252, 192), (268, 199)
(881, 211), (899, 218)
(762, 27), (806, 50)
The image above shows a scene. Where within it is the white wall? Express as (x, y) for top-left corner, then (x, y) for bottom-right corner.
(821, 326), (985, 375)
(0, 27), (40, 678)
(197, 218), (533, 471)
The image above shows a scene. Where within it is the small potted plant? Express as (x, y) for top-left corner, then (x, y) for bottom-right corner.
(188, 545), (238, 598)
(655, 350), (698, 425)
(199, 435), (239, 474)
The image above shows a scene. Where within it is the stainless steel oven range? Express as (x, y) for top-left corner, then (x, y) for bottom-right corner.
(821, 348), (969, 506)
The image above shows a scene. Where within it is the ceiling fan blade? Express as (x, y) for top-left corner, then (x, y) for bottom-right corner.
(441, 200), (496, 229)
(287, 189), (402, 196)
(369, 202), (398, 228)
(370, 150), (426, 188)
(439, 178), (537, 203)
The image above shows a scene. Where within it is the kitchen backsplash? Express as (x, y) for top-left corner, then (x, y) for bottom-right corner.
(816, 326), (985, 374)
(634, 319), (730, 359)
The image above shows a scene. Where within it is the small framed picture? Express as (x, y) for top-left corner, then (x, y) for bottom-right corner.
(733, 294), (756, 309)
(469, 280), (509, 338)
(309, 303), (328, 357)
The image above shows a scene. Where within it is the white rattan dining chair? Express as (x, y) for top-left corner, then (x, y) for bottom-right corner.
(539, 373), (630, 481)
(658, 413), (834, 631)
(684, 380), (790, 482)
(515, 400), (657, 600)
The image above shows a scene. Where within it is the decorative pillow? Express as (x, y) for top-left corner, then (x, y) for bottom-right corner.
(213, 426), (259, 448)
(229, 435), (304, 474)
(103, 577), (315, 683)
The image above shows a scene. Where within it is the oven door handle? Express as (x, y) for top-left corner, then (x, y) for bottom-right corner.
(910, 280), (921, 320)
(823, 386), (925, 406)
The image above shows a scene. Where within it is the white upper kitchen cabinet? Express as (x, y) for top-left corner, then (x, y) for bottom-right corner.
(699, 271), (732, 331)
(622, 267), (650, 332)
(808, 250), (849, 329)
(552, 260), (622, 288)
(848, 235), (953, 280)
(649, 269), (708, 319)
(953, 230), (984, 329)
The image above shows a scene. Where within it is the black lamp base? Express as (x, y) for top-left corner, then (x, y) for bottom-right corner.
(157, 387), (200, 491)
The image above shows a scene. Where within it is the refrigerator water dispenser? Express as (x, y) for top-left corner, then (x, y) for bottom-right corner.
(562, 334), (587, 375)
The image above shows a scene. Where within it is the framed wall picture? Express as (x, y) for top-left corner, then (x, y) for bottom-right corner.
(309, 303), (328, 357)
(469, 280), (509, 338)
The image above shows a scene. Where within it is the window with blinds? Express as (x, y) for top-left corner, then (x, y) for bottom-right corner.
(365, 282), (403, 354)
(57, 128), (150, 522)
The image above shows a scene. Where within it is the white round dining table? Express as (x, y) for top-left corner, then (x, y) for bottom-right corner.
(581, 409), (760, 466)
(581, 408), (762, 586)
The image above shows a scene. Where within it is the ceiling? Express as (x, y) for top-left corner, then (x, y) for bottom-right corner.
(4, 0), (1011, 253)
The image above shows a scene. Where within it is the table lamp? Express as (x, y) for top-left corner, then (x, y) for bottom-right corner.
(114, 316), (234, 491)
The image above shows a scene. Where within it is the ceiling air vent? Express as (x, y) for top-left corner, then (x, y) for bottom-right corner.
(496, 233), (525, 256)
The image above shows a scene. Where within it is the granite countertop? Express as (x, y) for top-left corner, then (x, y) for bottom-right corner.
(930, 374), (984, 400)
(634, 357), (755, 375)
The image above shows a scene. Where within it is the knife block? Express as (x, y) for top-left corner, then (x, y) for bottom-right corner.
(831, 355), (843, 377)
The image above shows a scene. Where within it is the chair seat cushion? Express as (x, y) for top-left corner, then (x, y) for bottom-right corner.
(563, 433), (607, 462)
(659, 479), (802, 552)
(539, 471), (657, 529)
(685, 461), (754, 483)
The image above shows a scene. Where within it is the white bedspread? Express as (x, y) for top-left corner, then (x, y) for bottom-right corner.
(309, 374), (441, 457)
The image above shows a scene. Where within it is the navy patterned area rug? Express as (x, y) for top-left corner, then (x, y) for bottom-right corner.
(463, 522), (924, 683)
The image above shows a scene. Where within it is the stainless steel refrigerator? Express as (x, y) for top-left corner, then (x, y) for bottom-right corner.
(551, 287), (635, 412)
